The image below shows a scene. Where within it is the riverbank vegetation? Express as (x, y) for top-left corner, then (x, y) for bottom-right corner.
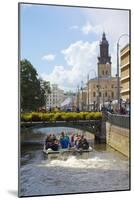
(21, 112), (102, 122)
(21, 59), (51, 111)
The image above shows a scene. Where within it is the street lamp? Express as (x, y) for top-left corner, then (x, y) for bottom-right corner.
(87, 73), (89, 111)
(81, 80), (84, 111)
(77, 85), (80, 111)
(117, 34), (129, 111)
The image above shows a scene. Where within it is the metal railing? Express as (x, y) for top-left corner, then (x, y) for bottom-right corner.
(105, 112), (130, 129)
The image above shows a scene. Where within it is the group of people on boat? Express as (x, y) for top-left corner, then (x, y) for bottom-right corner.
(45, 132), (89, 151)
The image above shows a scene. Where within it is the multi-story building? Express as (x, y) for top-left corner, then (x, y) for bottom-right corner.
(78, 86), (87, 111)
(46, 84), (64, 110)
(120, 44), (130, 101)
(86, 33), (117, 111)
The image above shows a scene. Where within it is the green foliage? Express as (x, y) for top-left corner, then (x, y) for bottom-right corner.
(21, 112), (102, 122)
(20, 59), (51, 112)
(94, 112), (102, 119)
(21, 113), (32, 122)
(52, 112), (63, 121)
(31, 112), (43, 121)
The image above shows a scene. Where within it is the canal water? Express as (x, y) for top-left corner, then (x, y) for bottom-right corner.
(19, 127), (129, 197)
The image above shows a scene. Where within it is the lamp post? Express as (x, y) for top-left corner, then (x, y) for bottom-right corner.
(117, 34), (129, 112)
(96, 84), (100, 111)
(87, 74), (89, 111)
(103, 90), (104, 107)
(81, 81), (84, 111)
(77, 85), (80, 111)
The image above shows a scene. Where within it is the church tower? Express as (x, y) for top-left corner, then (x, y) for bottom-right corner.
(98, 32), (112, 78)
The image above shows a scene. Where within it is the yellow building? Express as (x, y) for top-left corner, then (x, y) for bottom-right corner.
(87, 33), (117, 111)
(120, 44), (130, 101)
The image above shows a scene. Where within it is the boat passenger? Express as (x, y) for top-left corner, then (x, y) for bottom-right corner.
(51, 133), (56, 141)
(78, 135), (89, 150)
(60, 132), (69, 149)
(70, 133), (75, 147)
(65, 134), (70, 144)
(45, 134), (53, 150)
(75, 134), (81, 149)
(51, 139), (59, 151)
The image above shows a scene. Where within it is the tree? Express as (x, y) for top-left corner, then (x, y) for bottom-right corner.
(21, 59), (51, 112)
(21, 59), (41, 111)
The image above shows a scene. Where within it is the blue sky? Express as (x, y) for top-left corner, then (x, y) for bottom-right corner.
(20, 3), (129, 91)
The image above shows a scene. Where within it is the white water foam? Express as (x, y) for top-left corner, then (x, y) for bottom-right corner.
(37, 155), (127, 170)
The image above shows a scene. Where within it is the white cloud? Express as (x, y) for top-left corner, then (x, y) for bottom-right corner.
(42, 54), (56, 61)
(81, 22), (102, 35)
(42, 40), (99, 91)
(81, 22), (93, 34)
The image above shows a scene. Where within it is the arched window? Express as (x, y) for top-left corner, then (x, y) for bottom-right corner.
(105, 92), (107, 97)
(93, 92), (96, 97)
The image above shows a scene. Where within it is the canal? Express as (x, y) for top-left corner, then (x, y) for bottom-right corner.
(19, 127), (129, 197)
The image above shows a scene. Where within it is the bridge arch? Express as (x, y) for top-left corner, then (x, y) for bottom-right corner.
(21, 119), (105, 142)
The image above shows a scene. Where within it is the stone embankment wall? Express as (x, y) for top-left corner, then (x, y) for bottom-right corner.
(106, 122), (129, 157)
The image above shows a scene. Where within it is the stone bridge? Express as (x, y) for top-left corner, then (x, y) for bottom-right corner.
(21, 119), (105, 143)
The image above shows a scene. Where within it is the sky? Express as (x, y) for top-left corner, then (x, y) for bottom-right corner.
(20, 3), (129, 92)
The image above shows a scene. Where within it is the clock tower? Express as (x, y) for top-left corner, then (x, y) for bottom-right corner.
(98, 32), (112, 78)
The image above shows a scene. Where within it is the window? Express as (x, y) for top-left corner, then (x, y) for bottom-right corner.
(93, 92), (96, 97)
(106, 70), (108, 75)
(111, 84), (114, 88)
(112, 92), (114, 98)
(105, 92), (107, 97)
(102, 70), (104, 75)
(99, 92), (101, 97)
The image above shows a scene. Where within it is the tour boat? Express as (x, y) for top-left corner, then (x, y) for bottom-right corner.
(43, 145), (93, 159)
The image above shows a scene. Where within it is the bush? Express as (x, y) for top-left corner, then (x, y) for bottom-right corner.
(31, 112), (42, 121)
(21, 113), (32, 122)
(21, 111), (102, 122)
(94, 112), (102, 119)
(42, 113), (54, 121)
(52, 112), (63, 121)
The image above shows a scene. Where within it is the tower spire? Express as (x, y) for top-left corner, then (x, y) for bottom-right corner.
(98, 33), (112, 78)
(98, 32), (111, 65)
(102, 32), (106, 40)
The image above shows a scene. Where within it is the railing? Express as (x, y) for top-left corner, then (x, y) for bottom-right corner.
(104, 112), (130, 129)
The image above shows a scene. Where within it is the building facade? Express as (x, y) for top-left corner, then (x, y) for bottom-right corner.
(46, 84), (64, 110)
(120, 44), (130, 101)
(86, 33), (117, 110)
(78, 86), (87, 111)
